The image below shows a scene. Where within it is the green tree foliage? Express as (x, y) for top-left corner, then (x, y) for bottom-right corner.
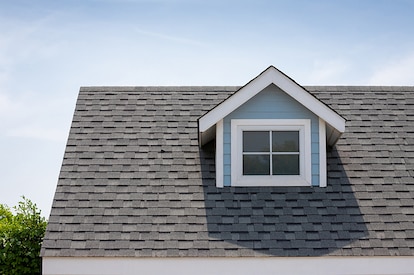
(0, 197), (47, 275)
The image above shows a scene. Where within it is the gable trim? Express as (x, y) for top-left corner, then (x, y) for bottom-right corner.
(199, 66), (346, 136)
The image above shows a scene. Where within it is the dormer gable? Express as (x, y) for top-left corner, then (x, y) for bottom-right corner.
(198, 66), (346, 188)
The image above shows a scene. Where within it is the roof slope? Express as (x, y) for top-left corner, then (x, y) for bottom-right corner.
(41, 86), (414, 257)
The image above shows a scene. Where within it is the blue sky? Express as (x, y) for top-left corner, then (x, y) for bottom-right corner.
(1, 0), (414, 217)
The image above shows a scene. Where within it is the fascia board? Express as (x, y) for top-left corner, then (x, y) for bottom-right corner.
(43, 256), (414, 275)
(274, 71), (346, 133)
(199, 66), (346, 134)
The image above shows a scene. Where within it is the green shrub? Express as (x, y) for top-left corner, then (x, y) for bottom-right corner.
(0, 197), (47, 275)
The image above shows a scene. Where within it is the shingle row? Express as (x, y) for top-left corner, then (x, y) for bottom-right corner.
(41, 86), (414, 257)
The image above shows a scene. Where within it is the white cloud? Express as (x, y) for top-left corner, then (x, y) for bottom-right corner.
(134, 27), (207, 47)
(7, 126), (68, 142)
(0, 92), (15, 115)
(0, 88), (74, 144)
(368, 53), (414, 85)
(0, 20), (47, 65)
(305, 59), (351, 84)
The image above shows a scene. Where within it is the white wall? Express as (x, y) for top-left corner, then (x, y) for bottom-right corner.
(43, 256), (414, 275)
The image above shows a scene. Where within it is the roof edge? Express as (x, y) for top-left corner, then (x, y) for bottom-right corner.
(79, 86), (240, 92)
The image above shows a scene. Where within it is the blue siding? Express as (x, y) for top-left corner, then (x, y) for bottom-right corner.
(222, 84), (320, 186)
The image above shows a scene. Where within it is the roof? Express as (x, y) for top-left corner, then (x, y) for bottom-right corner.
(41, 85), (414, 257)
(198, 66), (346, 146)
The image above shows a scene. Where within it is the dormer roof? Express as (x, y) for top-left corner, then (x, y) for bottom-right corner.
(198, 66), (346, 146)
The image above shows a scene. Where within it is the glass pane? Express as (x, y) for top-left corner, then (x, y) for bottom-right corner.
(243, 131), (269, 152)
(272, 155), (299, 175)
(272, 131), (299, 152)
(243, 155), (270, 175)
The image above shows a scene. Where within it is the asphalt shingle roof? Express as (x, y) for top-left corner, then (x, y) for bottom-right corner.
(41, 86), (414, 257)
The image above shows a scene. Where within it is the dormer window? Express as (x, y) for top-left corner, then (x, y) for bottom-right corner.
(231, 119), (311, 187)
(198, 66), (346, 188)
(242, 130), (299, 175)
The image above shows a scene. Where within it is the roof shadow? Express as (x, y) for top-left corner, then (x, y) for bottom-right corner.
(200, 141), (368, 256)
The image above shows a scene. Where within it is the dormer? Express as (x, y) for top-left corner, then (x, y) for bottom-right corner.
(198, 66), (346, 188)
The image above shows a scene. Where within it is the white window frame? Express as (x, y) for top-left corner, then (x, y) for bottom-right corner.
(231, 119), (312, 187)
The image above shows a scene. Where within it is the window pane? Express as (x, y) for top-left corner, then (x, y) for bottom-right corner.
(272, 131), (299, 152)
(243, 131), (269, 152)
(272, 155), (299, 175)
(243, 155), (270, 175)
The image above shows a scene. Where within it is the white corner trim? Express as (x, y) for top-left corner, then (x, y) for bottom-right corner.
(43, 256), (414, 275)
(319, 118), (327, 187)
(199, 66), (345, 134)
(231, 119), (311, 187)
(215, 119), (224, 188)
(304, 121), (312, 185)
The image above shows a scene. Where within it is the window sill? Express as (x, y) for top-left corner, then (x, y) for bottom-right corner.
(231, 175), (312, 187)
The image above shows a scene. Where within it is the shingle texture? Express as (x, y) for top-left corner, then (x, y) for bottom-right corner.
(41, 86), (414, 257)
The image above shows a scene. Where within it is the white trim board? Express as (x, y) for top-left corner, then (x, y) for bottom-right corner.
(230, 119), (312, 187)
(215, 119), (224, 188)
(43, 256), (414, 275)
(319, 118), (327, 187)
(199, 66), (345, 143)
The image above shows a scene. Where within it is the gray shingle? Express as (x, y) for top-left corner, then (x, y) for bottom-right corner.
(41, 86), (414, 257)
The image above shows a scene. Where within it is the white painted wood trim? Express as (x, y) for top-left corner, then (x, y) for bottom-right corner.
(43, 256), (414, 275)
(199, 66), (345, 134)
(200, 69), (273, 132)
(231, 119), (311, 187)
(215, 119), (224, 188)
(319, 118), (327, 187)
